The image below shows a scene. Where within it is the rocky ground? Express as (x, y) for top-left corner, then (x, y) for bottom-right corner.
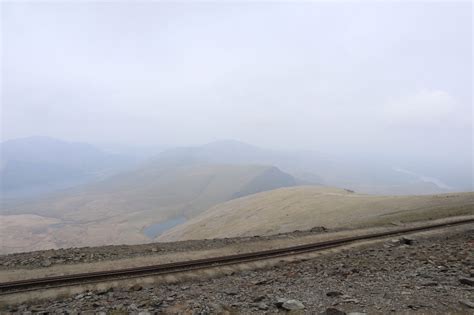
(2, 227), (473, 314)
(0, 227), (329, 269)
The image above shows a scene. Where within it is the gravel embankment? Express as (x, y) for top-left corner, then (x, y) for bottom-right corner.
(3, 227), (473, 314)
(0, 228), (329, 270)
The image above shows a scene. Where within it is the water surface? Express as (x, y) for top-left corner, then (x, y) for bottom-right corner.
(143, 216), (187, 238)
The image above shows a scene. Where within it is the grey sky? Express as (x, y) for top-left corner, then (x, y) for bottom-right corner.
(1, 1), (472, 167)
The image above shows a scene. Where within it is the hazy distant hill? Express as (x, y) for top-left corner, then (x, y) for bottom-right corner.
(1, 138), (469, 253)
(9, 162), (299, 221)
(1, 138), (462, 201)
(0, 160), (299, 253)
(159, 186), (474, 241)
(154, 140), (457, 195)
(0, 136), (135, 198)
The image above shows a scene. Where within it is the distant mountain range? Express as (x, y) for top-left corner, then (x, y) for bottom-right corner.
(0, 136), (471, 254)
(6, 162), (299, 221)
(1, 137), (463, 201)
(153, 139), (456, 195)
(0, 136), (137, 198)
(0, 156), (300, 253)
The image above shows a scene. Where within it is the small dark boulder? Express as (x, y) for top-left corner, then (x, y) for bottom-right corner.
(326, 291), (343, 297)
(399, 236), (415, 245)
(459, 277), (474, 286)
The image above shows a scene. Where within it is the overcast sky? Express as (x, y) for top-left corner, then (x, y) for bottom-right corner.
(1, 1), (472, 166)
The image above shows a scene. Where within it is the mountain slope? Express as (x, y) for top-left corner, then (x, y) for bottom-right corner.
(159, 186), (474, 241)
(8, 164), (298, 220)
(0, 162), (299, 253)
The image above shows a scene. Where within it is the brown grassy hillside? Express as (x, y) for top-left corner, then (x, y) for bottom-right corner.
(159, 186), (474, 241)
(0, 164), (298, 254)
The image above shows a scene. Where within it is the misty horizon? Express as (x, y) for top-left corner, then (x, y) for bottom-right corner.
(1, 2), (472, 167)
(1, 134), (472, 193)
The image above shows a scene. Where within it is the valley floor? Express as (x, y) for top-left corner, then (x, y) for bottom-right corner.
(0, 219), (473, 314)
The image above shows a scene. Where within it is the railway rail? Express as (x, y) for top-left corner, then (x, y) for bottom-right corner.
(1, 218), (473, 295)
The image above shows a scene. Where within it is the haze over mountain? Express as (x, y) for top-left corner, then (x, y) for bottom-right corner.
(154, 140), (462, 195)
(0, 136), (138, 199)
(2, 137), (460, 204)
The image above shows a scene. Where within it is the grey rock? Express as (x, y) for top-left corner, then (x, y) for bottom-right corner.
(130, 284), (143, 291)
(257, 302), (269, 310)
(128, 303), (138, 311)
(29, 305), (45, 312)
(74, 294), (84, 300)
(151, 297), (162, 307)
(281, 299), (304, 311)
(389, 239), (400, 245)
(41, 260), (52, 267)
(96, 288), (111, 295)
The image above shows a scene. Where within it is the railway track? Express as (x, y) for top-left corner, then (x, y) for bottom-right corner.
(1, 218), (473, 295)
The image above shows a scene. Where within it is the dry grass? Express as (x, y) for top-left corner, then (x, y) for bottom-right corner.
(159, 186), (474, 241)
(361, 204), (474, 227)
